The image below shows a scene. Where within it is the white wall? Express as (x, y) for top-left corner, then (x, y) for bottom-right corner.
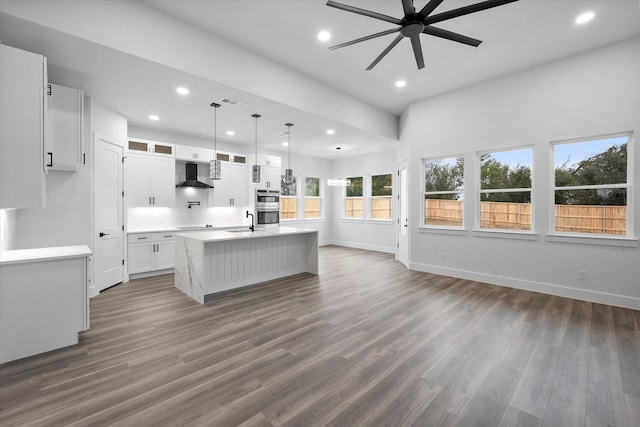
(401, 36), (640, 309)
(328, 150), (398, 253)
(0, 209), (17, 251)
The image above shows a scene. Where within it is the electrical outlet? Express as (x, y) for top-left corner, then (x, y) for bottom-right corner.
(439, 252), (446, 261)
(578, 270), (587, 280)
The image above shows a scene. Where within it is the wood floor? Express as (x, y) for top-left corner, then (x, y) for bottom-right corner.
(1, 246), (640, 426)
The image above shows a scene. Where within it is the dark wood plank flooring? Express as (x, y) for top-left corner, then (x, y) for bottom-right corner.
(1, 245), (639, 426)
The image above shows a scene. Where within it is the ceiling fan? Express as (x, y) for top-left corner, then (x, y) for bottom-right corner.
(327, 0), (519, 70)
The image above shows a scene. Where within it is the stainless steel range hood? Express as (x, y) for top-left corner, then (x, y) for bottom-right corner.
(176, 162), (213, 188)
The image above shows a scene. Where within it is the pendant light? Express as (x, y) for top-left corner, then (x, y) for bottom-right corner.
(251, 113), (261, 183)
(284, 123), (294, 185)
(209, 102), (222, 181)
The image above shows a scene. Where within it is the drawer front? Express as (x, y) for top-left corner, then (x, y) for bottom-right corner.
(127, 233), (156, 243)
(157, 233), (176, 241)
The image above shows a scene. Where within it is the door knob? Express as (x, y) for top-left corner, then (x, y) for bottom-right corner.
(99, 232), (109, 237)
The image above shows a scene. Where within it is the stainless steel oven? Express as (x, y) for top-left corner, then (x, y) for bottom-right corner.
(256, 189), (280, 227)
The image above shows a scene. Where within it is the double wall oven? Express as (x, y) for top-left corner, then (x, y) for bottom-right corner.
(255, 189), (280, 227)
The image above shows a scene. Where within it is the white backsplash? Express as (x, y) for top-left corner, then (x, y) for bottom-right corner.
(127, 188), (250, 231)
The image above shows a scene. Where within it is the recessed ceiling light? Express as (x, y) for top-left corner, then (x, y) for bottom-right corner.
(176, 86), (189, 95)
(149, 114), (159, 121)
(326, 129), (335, 135)
(575, 11), (594, 24)
(395, 80), (406, 88)
(317, 31), (331, 42)
(282, 142), (289, 147)
(226, 130), (235, 136)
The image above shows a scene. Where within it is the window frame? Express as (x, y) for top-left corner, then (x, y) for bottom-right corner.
(475, 145), (534, 233)
(368, 172), (393, 222)
(422, 154), (465, 229)
(549, 132), (633, 239)
(280, 174), (299, 222)
(303, 176), (323, 221)
(343, 176), (364, 220)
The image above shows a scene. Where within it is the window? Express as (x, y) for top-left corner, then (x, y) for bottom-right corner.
(344, 176), (363, 219)
(553, 133), (630, 236)
(304, 177), (321, 219)
(370, 173), (392, 220)
(280, 175), (297, 220)
(479, 147), (532, 231)
(423, 156), (464, 227)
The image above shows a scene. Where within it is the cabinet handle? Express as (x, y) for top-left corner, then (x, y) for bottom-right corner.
(137, 237), (148, 240)
(164, 235), (173, 238)
(47, 152), (53, 167)
(149, 197), (152, 205)
(152, 197), (155, 205)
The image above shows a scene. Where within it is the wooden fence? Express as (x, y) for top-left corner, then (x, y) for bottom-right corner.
(280, 197), (322, 219)
(424, 199), (626, 234)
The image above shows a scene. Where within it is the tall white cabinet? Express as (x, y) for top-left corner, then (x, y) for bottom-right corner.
(250, 154), (281, 190)
(210, 153), (249, 207)
(46, 83), (84, 171)
(0, 44), (48, 209)
(126, 139), (176, 207)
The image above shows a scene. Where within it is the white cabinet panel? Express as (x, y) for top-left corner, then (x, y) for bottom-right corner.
(127, 232), (175, 274)
(47, 83), (83, 171)
(175, 145), (213, 162)
(155, 240), (175, 270)
(0, 44), (47, 208)
(210, 162), (248, 207)
(127, 242), (155, 274)
(249, 154), (281, 190)
(126, 140), (175, 207)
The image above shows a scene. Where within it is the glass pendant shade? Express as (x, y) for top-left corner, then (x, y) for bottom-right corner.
(252, 114), (261, 183)
(284, 122), (294, 185)
(210, 102), (222, 180)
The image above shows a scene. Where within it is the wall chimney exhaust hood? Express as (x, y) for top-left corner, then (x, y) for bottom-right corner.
(176, 162), (213, 188)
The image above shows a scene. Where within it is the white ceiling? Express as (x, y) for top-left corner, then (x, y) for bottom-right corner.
(1, 0), (639, 159)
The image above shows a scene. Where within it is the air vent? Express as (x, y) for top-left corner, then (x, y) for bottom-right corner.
(219, 98), (247, 108)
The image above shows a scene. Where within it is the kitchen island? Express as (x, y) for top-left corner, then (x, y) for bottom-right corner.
(174, 227), (318, 303)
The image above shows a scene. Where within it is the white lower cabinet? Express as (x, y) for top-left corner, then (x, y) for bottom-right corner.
(127, 232), (176, 274)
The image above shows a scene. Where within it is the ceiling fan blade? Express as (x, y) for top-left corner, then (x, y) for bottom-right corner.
(401, 0), (414, 15)
(418, 0), (445, 17)
(329, 28), (401, 50)
(366, 35), (404, 70)
(410, 35), (425, 69)
(424, 0), (519, 25)
(326, 0), (402, 25)
(422, 26), (482, 47)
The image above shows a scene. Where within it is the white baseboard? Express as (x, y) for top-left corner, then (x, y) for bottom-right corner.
(323, 240), (395, 254)
(409, 262), (640, 310)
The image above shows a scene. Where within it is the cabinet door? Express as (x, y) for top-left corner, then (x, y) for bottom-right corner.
(229, 163), (248, 206)
(155, 240), (175, 270)
(127, 242), (155, 274)
(263, 166), (281, 190)
(175, 145), (213, 162)
(125, 153), (153, 207)
(210, 161), (234, 207)
(151, 156), (176, 207)
(0, 45), (46, 208)
(47, 83), (83, 171)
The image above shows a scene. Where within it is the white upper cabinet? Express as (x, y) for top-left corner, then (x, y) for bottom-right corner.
(209, 161), (248, 207)
(175, 145), (213, 162)
(46, 83), (84, 172)
(0, 44), (48, 209)
(249, 154), (281, 190)
(125, 139), (176, 207)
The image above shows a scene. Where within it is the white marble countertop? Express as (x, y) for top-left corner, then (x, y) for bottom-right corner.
(176, 226), (318, 243)
(127, 224), (245, 234)
(0, 245), (92, 265)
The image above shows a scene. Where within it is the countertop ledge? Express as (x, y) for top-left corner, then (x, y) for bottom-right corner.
(0, 245), (92, 265)
(127, 224), (246, 234)
(177, 226), (318, 243)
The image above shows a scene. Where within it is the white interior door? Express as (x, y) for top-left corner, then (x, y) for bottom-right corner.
(94, 133), (124, 293)
(397, 160), (409, 267)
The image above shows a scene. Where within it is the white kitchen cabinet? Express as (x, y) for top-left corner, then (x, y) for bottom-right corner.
(0, 245), (91, 363)
(46, 83), (84, 171)
(0, 44), (48, 209)
(249, 154), (281, 190)
(209, 161), (248, 207)
(126, 140), (176, 207)
(127, 232), (176, 274)
(175, 145), (213, 162)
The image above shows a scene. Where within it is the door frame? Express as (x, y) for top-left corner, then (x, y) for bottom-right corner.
(396, 159), (409, 267)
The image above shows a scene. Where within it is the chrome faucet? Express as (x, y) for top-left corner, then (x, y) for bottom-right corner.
(246, 210), (255, 232)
